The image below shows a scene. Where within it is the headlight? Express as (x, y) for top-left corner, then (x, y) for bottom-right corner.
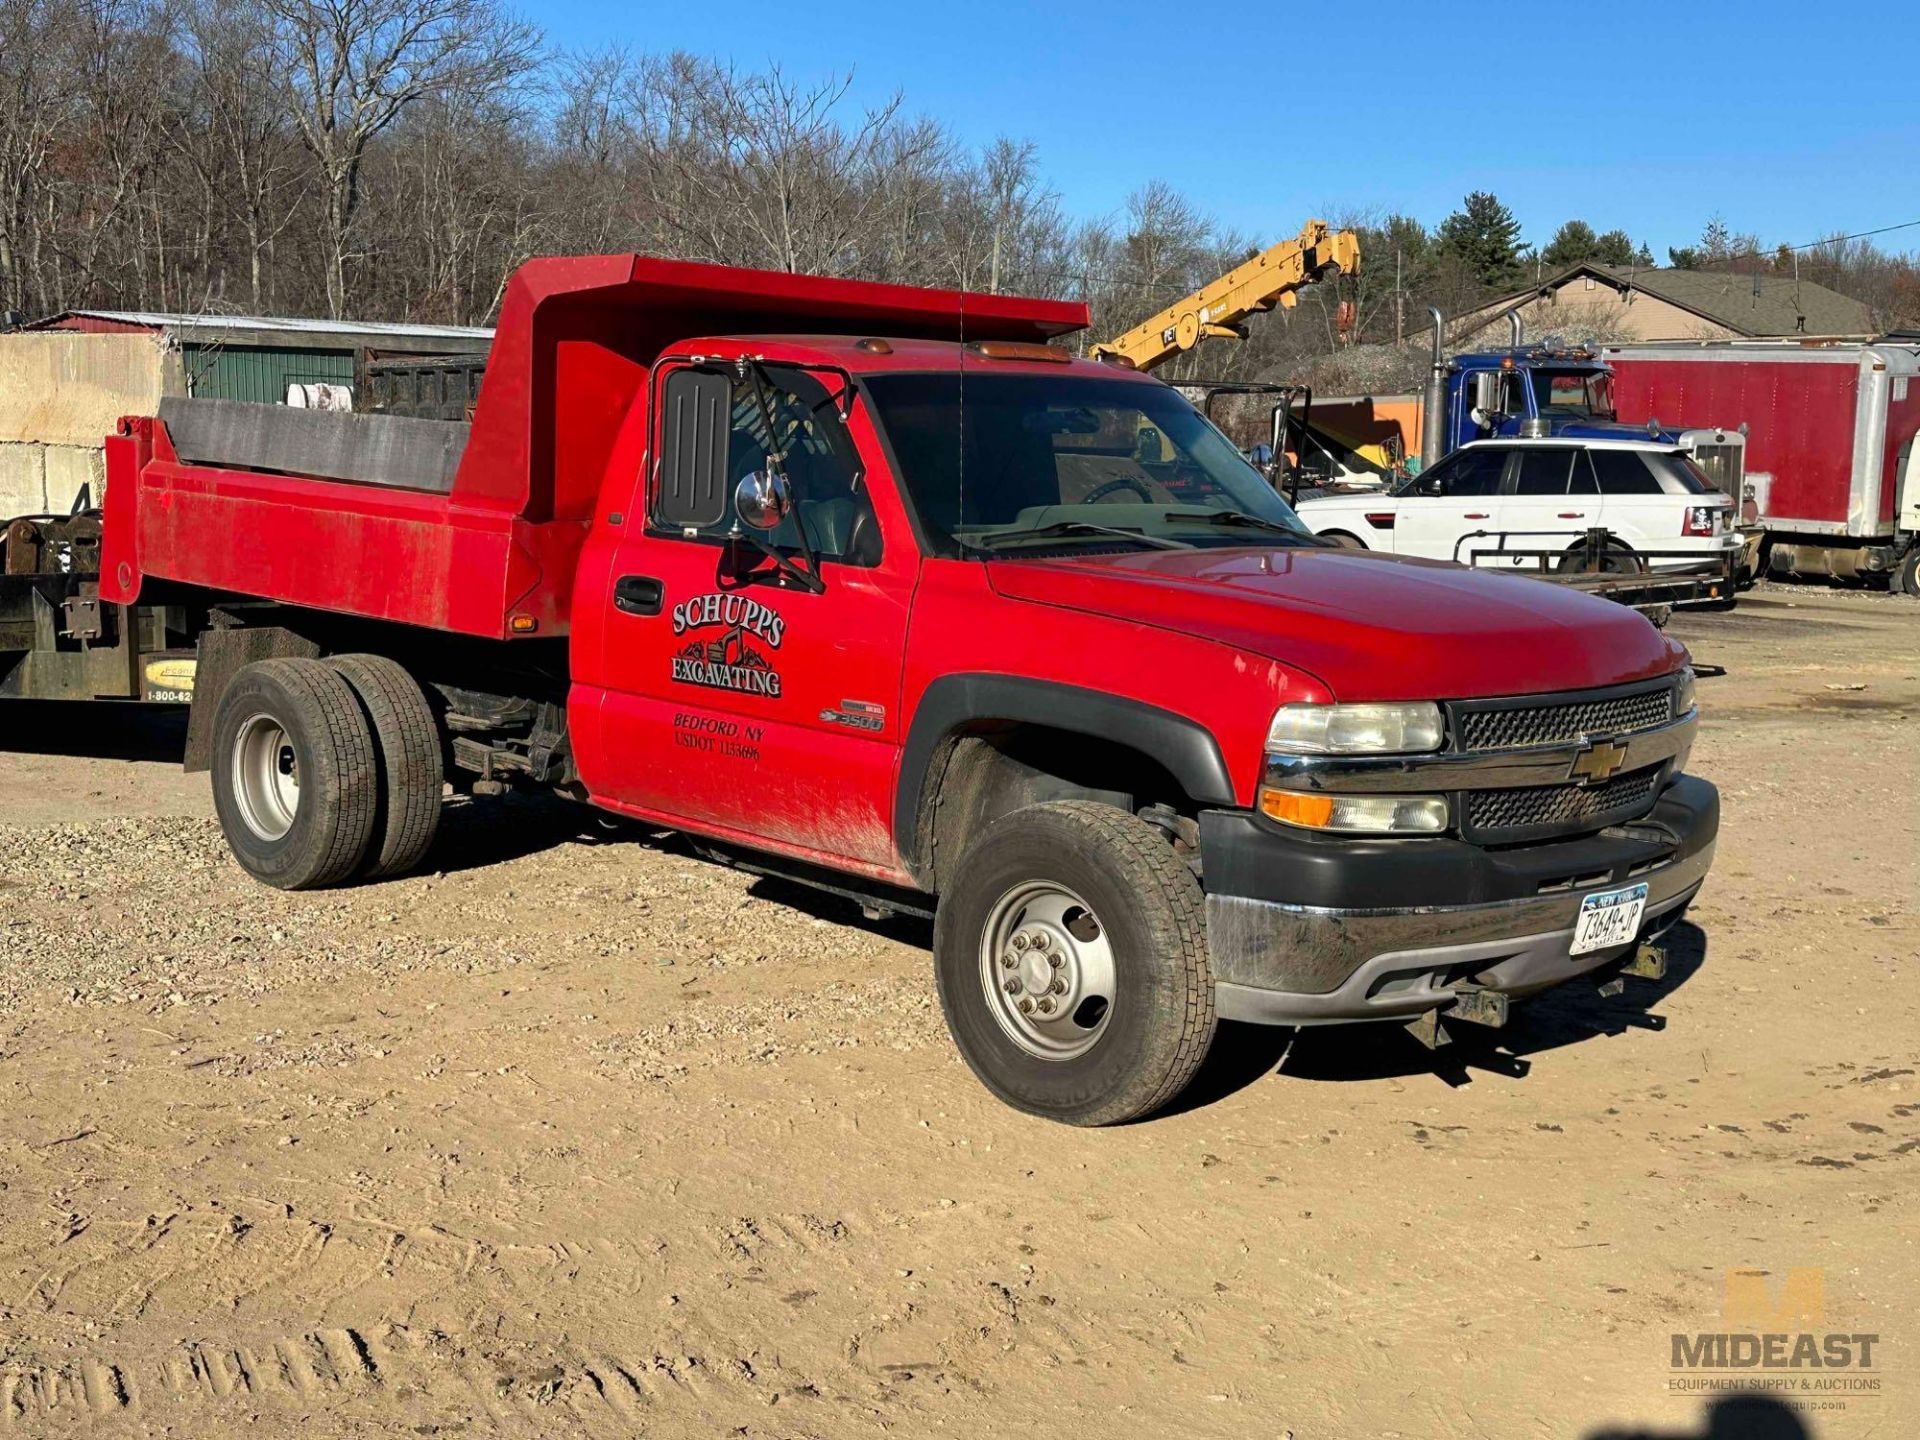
(1259, 789), (1449, 835)
(1267, 701), (1444, 755)
(1675, 665), (1696, 716)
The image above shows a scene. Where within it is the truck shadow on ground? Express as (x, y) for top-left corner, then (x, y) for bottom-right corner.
(422, 794), (692, 876)
(703, 842), (1714, 1116)
(1168, 921), (1709, 1113)
(0, 699), (188, 761)
(1586, 1393), (1814, 1440)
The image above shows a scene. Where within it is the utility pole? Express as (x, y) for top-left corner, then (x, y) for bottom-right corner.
(1395, 248), (1405, 346)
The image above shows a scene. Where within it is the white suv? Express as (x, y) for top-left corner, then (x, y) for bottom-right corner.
(1295, 438), (1740, 572)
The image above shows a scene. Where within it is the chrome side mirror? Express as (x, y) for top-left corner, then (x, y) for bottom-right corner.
(734, 468), (793, 531)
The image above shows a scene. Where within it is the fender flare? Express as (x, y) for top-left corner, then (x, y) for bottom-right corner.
(892, 674), (1235, 878)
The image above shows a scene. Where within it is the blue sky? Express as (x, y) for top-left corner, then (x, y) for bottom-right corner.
(527, 0), (1920, 260)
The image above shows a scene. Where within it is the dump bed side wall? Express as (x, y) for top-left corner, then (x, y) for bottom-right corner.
(100, 418), (583, 637)
(1609, 353), (1862, 534)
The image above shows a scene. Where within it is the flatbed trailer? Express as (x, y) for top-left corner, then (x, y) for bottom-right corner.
(1454, 527), (1738, 617)
(1, 254), (1720, 1128)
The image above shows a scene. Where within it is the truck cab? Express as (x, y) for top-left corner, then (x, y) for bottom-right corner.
(1445, 347), (1747, 500)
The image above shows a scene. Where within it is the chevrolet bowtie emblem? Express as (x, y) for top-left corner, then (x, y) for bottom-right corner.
(1569, 738), (1629, 785)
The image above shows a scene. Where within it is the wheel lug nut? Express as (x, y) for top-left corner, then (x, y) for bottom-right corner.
(1036, 997), (1055, 1014)
(1048, 978), (1066, 995)
(1000, 953), (1017, 969)
(1031, 932), (1050, 952)
(1012, 933), (1030, 952)
(1018, 998), (1034, 1014)
(1004, 979), (1021, 994)
(1047, 953), (1064, 969)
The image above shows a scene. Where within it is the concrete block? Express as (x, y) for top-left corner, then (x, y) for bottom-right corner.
(42, 445), (106, 512)
(0, 442), (48, 517)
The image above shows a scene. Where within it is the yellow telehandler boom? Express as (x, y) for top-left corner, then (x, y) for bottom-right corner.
(1093, 219), (1360, 372)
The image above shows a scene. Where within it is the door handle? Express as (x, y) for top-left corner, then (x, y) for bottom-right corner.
(1558, 511), (1586, 519)
(614, 575), (664, 616)
(1464, 512), (1491, 521)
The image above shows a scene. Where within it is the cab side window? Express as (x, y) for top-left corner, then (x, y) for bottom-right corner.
(1588, 449), (1662, 495)
(655, 365), (880, 566)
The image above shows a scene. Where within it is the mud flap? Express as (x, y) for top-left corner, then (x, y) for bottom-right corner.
(183, 625), (320, 773)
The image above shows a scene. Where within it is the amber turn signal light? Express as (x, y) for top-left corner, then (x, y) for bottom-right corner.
(1260, 790), (1335, 828)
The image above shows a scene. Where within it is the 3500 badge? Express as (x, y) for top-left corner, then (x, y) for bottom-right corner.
(669, 593), (785, 698)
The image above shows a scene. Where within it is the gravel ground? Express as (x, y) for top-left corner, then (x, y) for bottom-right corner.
(0, 583), (1914, 1438)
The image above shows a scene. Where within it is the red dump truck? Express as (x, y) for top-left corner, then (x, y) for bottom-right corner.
(1605, 338), (1920, 591)
(4, 256), (1718, 1124)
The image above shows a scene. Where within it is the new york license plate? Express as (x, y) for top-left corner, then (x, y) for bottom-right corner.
(1571, 882), (1648, 956)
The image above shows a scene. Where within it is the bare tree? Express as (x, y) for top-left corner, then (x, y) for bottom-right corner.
(172, 0), (312, 310)
(0, 0), (75, 311)
(260, 0), (539, 316)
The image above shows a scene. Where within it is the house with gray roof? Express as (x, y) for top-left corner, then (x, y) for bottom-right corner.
(1446, 262), (1874, 347)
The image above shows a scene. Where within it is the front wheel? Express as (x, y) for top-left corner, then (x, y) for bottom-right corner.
(933, 801), (1216, 1126)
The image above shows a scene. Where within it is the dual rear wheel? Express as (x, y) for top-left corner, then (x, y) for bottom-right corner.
(210, 664), (1213, 1125)
(211, 655), (442, 890)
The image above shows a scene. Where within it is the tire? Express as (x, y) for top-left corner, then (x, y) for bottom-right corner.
(1322, 530), (1366, 550)
(1895, 548), (1920, 598)
(933, 800), (1216, 1126)
(1555, 539), (1641, 576)
(328, 654), (443, 878)
(211, 658), (378, 890)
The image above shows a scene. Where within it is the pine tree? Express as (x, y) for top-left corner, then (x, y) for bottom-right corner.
(1541, 220), (1600, 268)
(1593, 229), (1639, 265)
(1435, 192), (1527, 288)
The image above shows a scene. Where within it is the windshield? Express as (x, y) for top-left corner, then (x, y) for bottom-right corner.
(1530, 368), (1615, 419)
(862, 371), (1312, 555)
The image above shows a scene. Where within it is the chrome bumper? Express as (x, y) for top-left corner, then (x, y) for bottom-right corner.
(1208, 836), (1713, 1026)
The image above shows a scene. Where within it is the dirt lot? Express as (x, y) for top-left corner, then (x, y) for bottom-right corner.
(0, 585), (1914, 1438)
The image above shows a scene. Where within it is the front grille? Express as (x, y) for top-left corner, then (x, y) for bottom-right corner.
(1465, 764), (1663, 840)
(1458, 686), (1673, 752)
(1691, 443), (1742, 497)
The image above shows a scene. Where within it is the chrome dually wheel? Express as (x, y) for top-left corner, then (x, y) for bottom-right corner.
(231, 713), (301, 841)
(980, 881), (1116, 1060)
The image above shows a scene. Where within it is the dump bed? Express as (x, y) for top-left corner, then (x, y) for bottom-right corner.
(99, 256), (1084, 639)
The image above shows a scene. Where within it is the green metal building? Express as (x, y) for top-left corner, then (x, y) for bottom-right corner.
(25, 309), (493, 404)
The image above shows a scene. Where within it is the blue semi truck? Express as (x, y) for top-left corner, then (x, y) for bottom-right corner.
(1303, 312), (1748, 503)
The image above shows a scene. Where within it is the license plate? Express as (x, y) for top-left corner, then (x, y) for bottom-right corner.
(1572, 882), (1648, 956)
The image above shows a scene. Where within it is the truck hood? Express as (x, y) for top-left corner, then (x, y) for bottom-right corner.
(1550, 419), (1685, 445)
(987, 546), (1685, 702)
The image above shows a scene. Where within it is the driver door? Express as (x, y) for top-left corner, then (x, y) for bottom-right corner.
(585, 362), (918, 870)
(1394, 447), (1512, 562)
